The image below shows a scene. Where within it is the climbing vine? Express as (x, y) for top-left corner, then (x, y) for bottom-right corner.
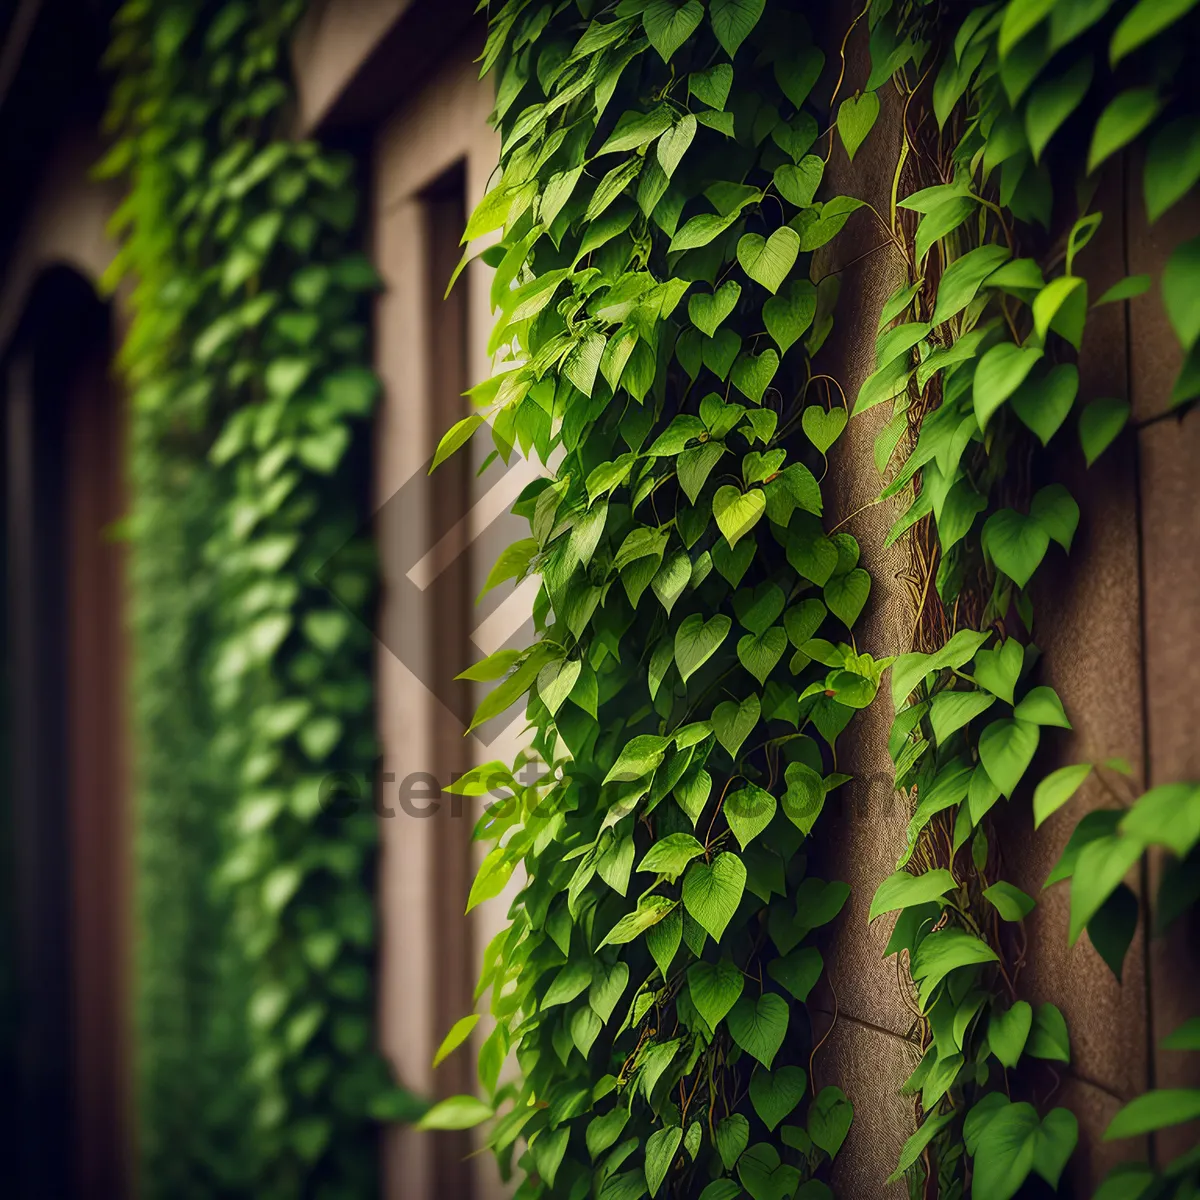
(433, 0), (1200, 1198)
(423, 1), (901, 1196)
(101, 0), (407, 1194)
(847, 0), (1200, 1197)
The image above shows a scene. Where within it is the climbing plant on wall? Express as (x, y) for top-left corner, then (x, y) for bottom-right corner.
(433, 0), (1200, 1198)
(101, 0), (410, 1194)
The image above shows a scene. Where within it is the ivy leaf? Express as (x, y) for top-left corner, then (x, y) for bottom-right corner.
(808, 1086), (853, 1158)
(971, 638), (1024, 703)
(887, 1110), (956, 1183)
(915, 196), (976, 262)
(731, 349), (780, 403)
(978, 718), (1040, 798)
(1068, 833), (1144, 944)
(910, 927), (998, 1005)
(714, 486), (767, 547)
(737, 628), (787, 684)
(767, 946), (823, 1001)
(638, 832), (706, 881)
(1010, 363), (1079, 446)
(1078, 397), (1129, 465)
(802, 405), (847, 453)
(600, 896), (678, 946)
(750, 1066), (807, 1132)
(932, 244), (1012, 324)
(869, 869), (957, 922)
(737, 1144), (800, 1200)
(999, 0), (1056, 56)
(823, 568), (871, 628)
(1087, 883), (1140, 978)
(711, 693), (761, 759)
(836, 92), (880, 161)
(763, 280), (818, 353)
(988, 1000), (1033, 1067)
(605, 734), (671, 783)
(689, 280), (742, 336)
(646, 906), (683, 977)
(1012, 685), (1071, 728)
(677, 442), (726, 504)
(1031, 483), (1080, 550)
(737, 228), (800, 294)
(1027, 1002), (1071, 1062)
(982, 510), (1050, 588)
(726, 784), (777, 848)
(682, 852), (747, 940)
(1090, 88), (1162, 173)
(643, 0), (705, 62)
(929, 690), (996, 744)
(984, 881), (1037, 921)
(645, 1125), (683, 1195)
(675, 613), (732, 682)
(727, 992), (789, 1068)
(774, 156), (825, 208)
(709, 0), (766, 58)
(974, 342), (1044, 429)
(1104, 1089), (1200, 1139)
(715, 1114), (750, 1170)
(780, 761), (825, 835)
(669, 210), (741, 252)
(1110, 0), (1200, 65)
(687, 958), (745, 1028)
(690, 64), (734, 110)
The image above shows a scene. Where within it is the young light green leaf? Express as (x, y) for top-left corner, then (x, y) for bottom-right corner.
(737, 228), (800, 294)
(711, 692), (761, 759)
(725, 783), (777, 848)
(869, 869), (957, 922)
(978, 718), (1041, 798)
(682, 852), (747, 941)
(713, 486), (766, 547)
(837, 92), (880, 161)
(433, 1013), (480, 1067)
(974, 342), (1044, 429)
(638, 832), (706, 881)
(984, 881), (1037, 921)
(417, 1094), (493, 1130)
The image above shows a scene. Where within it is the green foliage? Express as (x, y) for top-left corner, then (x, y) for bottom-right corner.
(854, 0), (1200, 1195)
(101, 0), (398, 1193)
(436, 1), (892, 1194)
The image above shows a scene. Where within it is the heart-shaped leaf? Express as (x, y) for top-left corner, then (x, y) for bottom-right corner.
(703, 327), (743, 380)
(689, 64), (733, 110)
(715, 1113), (750, 1170)
(742, 448), (786, 484)
(709, 0), (765, 58)
(774, 155), (825, 207)
(750, 1065), (807, 1131)
(982, 509), (1050, 588)
(726, 783), (777, 848)
(824, 568), (871, 628)
(781, 761), (825, 835)
(786, 516), (839, 585)
(801, 405), (847, 453)
(711, 692), (761, 759)
(972, 638), (1024, 703)
(675, 613), (732, 683)
(677, 441), (725, 504)
(988, 999), (1033, 1068)
(714, 485), (766, 547)
(643, 0), (704, 62)
(837, 91), (880, 161)
(763, 279), (817, 353)
(978, 717), (1041, 798)
(737, 628), (787, 683)
(1010, 362), (1079, 446)
(1079, 397), (1129, 465)
(734, 582), (785, 633)
(682, 851), (747, 940)
(738, 1143), (801, 1200)
(767, 945), (824, 1001)
(712, 538), (755, 586)
(689, 280), (742, 336)
(772, 111), (819, 161)
(974, 342), (1044, 429)
(737, 228), (801, 294)
(1031, 483), (1080, 551)
(808, 1085), (854, 1158)
(687, 957), (744, 1028)
(727, 992), (789, 1068)
(731, 349), (780, 403)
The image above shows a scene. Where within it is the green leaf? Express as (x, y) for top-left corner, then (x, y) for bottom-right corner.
(591, 962), (631, 1024)
(675, 613), (732, 682)
(824, 568), (871, 629)
(731, 349), (780, 404)
(1163, 1018), (1200, 1050)
(1089, 88), (1162, 173)
(688, 958), (745, 1029)
(1068, 833), (1144, 943)
(1145, 117), (1200, 222)
(971, 638), (1024, 703)
(605, 734), (671, 783)
(869, 869), (957, 922)
(709, 0), (765, 58)
(433, 1013), (480, 1067)
(738, 1144), (799, 1200)
(971, 1102), (1039, 1200)
(776, 43), (825, 107)
(1122, 781), (1200, 857)
(677, 442), (726, 504)
(1013, 685), (1071, 728)
(1079, 397), (1129, 465)
(1010, 362), (1078, 446)
(715, 1114), (750, 1170)
(1000, 0), (1056, 56)
(911, 926), (998, 1004)
(984, 881), (1036, 921)
(982, 510), (1050, 588)
(690, 64), (734, 110)
(887, 1110), (956, 1183)
(915, 196), (977, 262)
(669, 210), (740, 252)
(714, 486), (767, 547)
(727, 992), (789, 1068)
(1110, 0), (1200, 65)
(763, 280), (817, 353)
(1025, 57), (1093, 161)
(643, 0), (705, 62)
(646, 906), (683, 976)
(726, 784), (777, 848)
(837, 91), (880, 161)
(1105, 1089), (1200, 1139)
(431, 413), (483, 470)
(689, 281), (741, 336)
(750, 1066), (807, 1132)
(802, 405), (847, 453)
(682, 852), (746, 940)
(1163, 235), (1200, 352)
(645, 1125), (683, 1195)
(600, 895), (678, 946)
(737, 228), (800, 294)
(929, 690), (997, 744)
(774, 156), (825, 208)
(658, 114), (697, 179)
(808, 1085), (853, 1158)
(1031, 483), (1080, 550)
(638, 832), (706, 881)
(1095, 274), (1152, 305)
(711, 693), (761, 759)
(417, 1094), (493, 1130)
(932, 245), (1012, 324)
(1027, 1002), (1071, 1062)
(988, 1000), (1033, 1067)
(1087, 883), (1139, 978)
(767, 946), (823, 1001)
(978, 718), (1040, 798)
(974, 343), (1044, 429)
